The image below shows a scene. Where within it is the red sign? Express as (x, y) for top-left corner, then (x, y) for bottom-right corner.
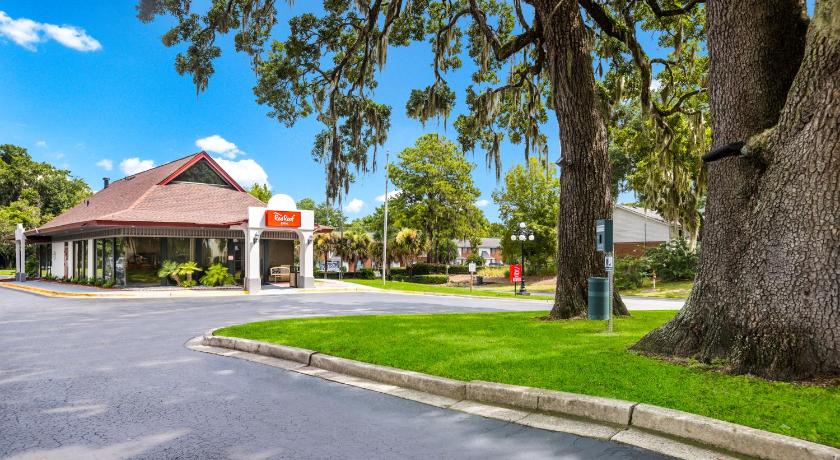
(265, 210), (301, 228)
(510, 264), (522, 283)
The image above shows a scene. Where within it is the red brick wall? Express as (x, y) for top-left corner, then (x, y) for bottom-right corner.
(614, 242), (665, 257)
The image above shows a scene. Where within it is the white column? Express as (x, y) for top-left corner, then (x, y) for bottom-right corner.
(244, 229), (262, 293)
(297, 230), (314, 288)
(14, 224), (25, 282)
(87, 238), (95, 281)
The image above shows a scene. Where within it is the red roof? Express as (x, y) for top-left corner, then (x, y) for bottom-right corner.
(31, 152), (265, 235)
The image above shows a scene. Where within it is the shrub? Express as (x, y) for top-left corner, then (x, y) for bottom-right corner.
(102, 279), (115, 289)
(645, 238), (697, 281)
(200, 263), (235, 287)
(357, 268), (376, 279)
(158, 260), (181, 285)
(615, 256), (650, 290)
(400, 263), (470, 275)
(447, 265), (471, 275)
(182, 279), (197, 288)
(465, 254), (485, 267)
(388, 267), (407, 279)
(392, 274), (448, 284)
(176, 261), (203, 284)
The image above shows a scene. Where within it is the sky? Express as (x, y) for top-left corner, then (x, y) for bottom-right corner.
(0, 1), (670, 223)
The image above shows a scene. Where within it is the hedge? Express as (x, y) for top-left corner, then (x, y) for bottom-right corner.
(391, 274), (448, 284)
(390, 263), (470, 276)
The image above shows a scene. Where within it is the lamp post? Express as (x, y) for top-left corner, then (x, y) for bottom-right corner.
(510, 222), (534, 295)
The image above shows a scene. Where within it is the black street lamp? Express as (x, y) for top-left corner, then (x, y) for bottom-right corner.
(511, 222), (535, 295)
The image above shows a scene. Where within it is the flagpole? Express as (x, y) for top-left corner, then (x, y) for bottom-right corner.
(382, 150), (389, 284)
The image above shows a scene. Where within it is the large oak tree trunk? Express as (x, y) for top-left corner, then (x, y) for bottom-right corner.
(535, 0), (628, 319)
(634, 0), (840, 380)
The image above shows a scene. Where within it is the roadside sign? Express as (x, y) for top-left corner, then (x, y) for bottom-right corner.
(605, 255), (614, 271)
(468, 262), (477, 273)
(509, 264), (522, 283)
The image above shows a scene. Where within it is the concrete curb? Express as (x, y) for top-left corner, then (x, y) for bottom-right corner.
(0, 282), (128, 298)
(0, 282), (373, 299)
(201, 333), (840, 460)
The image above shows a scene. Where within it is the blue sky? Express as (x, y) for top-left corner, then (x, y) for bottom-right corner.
(0, 1), (662, 222)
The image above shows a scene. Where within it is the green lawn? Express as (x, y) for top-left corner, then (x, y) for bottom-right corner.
(217, 311), (840, 447)
(622, 279), (694, 299)
(344, 278), (554, 300)
(346, 278), (691, 300)
(0, 269), (14, 276)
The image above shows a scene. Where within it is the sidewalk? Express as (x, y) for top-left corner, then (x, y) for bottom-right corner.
(0, 278), (378, 299)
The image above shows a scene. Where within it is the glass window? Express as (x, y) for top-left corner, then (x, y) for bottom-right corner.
(201, 238), (228, 268)
(165, 238), (192, 263)
(170, 159), (233, 188)
(103, 239), (113, 281)
(95, 240), (104, 280)
(73, 240), (87, 280)
(123, 237), (162, 286)
(114, 238), (125, 286)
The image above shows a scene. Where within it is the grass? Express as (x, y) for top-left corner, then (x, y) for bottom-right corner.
(344, 278), (554, 300)
(217, 310), (840, 447)
(0, 269), (14, 276)
(622, 279), (694, 299)
(345, 277), (691, 300)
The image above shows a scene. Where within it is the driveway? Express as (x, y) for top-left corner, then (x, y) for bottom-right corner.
(0, 290), (668, 459)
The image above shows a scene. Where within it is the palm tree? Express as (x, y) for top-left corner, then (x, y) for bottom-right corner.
(313, 232), (336, 279)
(394, 228), (423, 269)
(349, 232), (372, 272)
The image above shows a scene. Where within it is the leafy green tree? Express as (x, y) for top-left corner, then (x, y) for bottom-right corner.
(296, 197), (346, 228)
(313, 232), (338, 277)
(492, 157), (559, 273)
(390, 134), (483, 263)
(248, 183), (272, 203)
(487, 222), (506, 238)
(392, 228), (423, 267)
(0, 144), (91, 268)
(140, 0), (705, 318)
(605, 12), (709, 250)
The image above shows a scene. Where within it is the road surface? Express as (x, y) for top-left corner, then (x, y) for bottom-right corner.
(0, 289), (670, 459)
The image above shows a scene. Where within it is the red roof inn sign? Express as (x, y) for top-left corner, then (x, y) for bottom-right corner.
(265, 210), (301, 228)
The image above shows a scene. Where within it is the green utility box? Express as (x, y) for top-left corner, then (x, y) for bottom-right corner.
(588, 277), (610, 320)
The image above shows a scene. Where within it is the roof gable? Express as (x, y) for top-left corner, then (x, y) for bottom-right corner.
(159, 152), (245, 192)
(32, 151), (259, 234)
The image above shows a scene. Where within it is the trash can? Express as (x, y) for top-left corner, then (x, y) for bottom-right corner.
(588, 277), (609, 320)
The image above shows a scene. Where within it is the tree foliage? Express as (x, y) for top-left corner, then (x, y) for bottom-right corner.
(492, 157), (559, 271)
(248, 183), (272, 203)
(0, 144), (91, 267)
(389, 134), (485, 262)
(296, 197), (346, 228)
(139, 0), (704, 200)
(604, 7), (708, 247)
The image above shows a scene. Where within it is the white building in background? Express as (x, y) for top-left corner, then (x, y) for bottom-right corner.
(613, 204), (681, 256)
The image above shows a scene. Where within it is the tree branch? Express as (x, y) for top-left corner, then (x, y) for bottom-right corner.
(468, 0), (537, 61)
(643, 0), (705, 18)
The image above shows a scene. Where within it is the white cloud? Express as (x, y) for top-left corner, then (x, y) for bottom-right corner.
(35, 140), (47, 148)
(0, 11), (101, 52)
(120, 157), (155, 175)
(96, 159), (113, 171)
(375, 189), (402, 202)
(344, 198), (364, 213)
(196, 135), (242, 159)
(213, 157), (270, 189)
(475, 199), (489, 207)
(41, 23), (101, 51)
